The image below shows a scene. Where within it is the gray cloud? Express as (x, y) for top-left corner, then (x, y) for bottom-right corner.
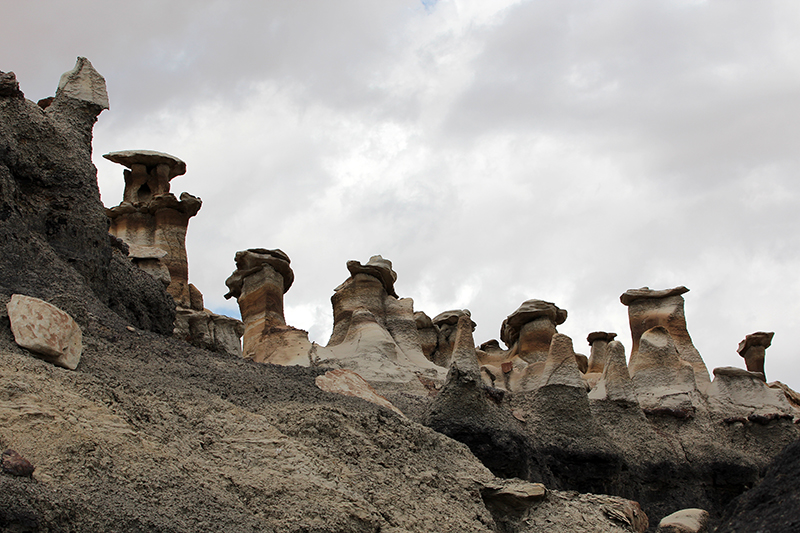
(6, 0), (800, 387)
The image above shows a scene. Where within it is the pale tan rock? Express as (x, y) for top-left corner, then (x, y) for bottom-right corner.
(628, 326), (696, 412)
(621, 287), (710, 391)
(188, 283), (204, 312)
(587, 331), (617, 373)
(345, 255), (398, 297)
(537, 333), (586, 390)
(707, 367), (791, 418)
(480, 478), (546, 511)
(315, 369), (405, 417)
(174, 308), (243, 358)
(501, 300), (566, 364)
(104, 150), (200, 307)
(767, 380), (800, 410)
(55, 57), (109, 110)
(6, 295), (82, 370)
(515, 491), (648, 533)
(414, 311), (438, 360)
(737, 331), (774, 381)
(430, 309), (476, 368)
(656, 508), (709, 533)
(588, 340), (638, 405)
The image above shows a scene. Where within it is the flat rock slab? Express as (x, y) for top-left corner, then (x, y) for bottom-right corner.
(315, 369), (404, 417)
(6, 294), (82, 370)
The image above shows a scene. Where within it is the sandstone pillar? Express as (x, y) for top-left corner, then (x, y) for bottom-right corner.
(500, 300), (567, 364)
(104, 150), (201, 308)
(586, 331), (617, 374)
(224, 248), (311, 365)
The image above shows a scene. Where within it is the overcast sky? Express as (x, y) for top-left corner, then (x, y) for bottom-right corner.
(7, 1), (800, 388)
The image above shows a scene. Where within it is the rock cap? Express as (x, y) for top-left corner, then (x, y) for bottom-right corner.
(346, 255), (398, 298)
(55, 57), (108, 110)
(587, 331), (617, 345)
(500, 299), (566, 346)
(224, 248), (294, 299)
(432, 309), (476, 330)
(737, 331), (775, 355)
(103, 150), (187, 179)
(620, 286), (689, 306)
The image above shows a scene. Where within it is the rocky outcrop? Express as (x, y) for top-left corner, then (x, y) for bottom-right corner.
(104, 150), (201, 308)
(656, 508), (709, 533)
(6, 295), (82, 370)
(315, 369), (404, 417)
(0, 61), (175, 334)
(736, 331), (774, 380)
(621, 287), (710, 392)
(173, 308), (244, 358)
(429, 309), (476, 368)
(588, 340), (638, 405)
(707, 366), (792, 420)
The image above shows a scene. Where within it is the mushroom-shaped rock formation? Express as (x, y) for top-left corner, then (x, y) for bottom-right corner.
(588, 341), (638, 405)
(225, 249), (312, 365)
(501, 300), (567, 364)
(628, 326), (697, 413)
(429, 309), (476, 368)
(706, 366), (792, 420)
(587, 331), (617, 374)
(621, 286), (710, 392)
(323, 256), (444, 393)
(737, 331), (774, 381)
(104, 149), (201, 308)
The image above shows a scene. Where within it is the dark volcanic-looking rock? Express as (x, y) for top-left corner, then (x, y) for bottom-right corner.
(716, 438), (800, 533)
(0, 59), (175, 333)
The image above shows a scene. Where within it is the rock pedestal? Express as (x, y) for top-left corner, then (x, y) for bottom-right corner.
(621, 287), (710, 392)
(587, 331), (617, 374)
(225, 249), (312, 365)
(501, 300), (567, 364)
(104, 150), (201, 308)
(737, 331), (774, 381)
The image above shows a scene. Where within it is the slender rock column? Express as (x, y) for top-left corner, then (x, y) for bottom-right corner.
(225, 248), (311, 365)
(737, 331), (774, 381)
(586, 331), (617, 374)
(500, 300), (567, 364)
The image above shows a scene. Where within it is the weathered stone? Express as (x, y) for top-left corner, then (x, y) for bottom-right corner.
(588, 340), (638, 405)
(54, 57), (109, 110)
(0, 71), (23, 98)
(621, 286), (710, 391)
(188, 283), (204, 311)
(105, 150), (201, 307)
(414, 311), (438, 360)
(656, 508), (709, 533)
(315, 369), (404, 417)
(628, 326), (696, 411)
(587, 331), (617, 373)
(500, 300), (567, 363)
(345, 255), (398, 297)
(429, 309), (476, 368)
(1, 449), (35, 478)
(173, 308), (244, 358)
(7, 294), (82, 370)
(575, 352), (589, 374)
(538, 333), (586, 390)
(480, 479), (546, 512)
(707, 366), (791, 418)
(737, 331), (774, 380)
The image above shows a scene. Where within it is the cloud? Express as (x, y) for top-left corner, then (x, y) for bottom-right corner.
(7, 0), (800, 388)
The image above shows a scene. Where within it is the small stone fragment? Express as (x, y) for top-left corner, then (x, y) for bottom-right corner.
(2, 449), (35, 477)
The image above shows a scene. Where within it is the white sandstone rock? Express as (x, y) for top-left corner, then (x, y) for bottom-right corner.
(7, 294), (82, 370)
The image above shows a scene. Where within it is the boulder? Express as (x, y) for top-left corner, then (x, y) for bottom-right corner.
(736, 331), (774, 381)
(6, 295), (82, 370)
(1, 450), (35, 478)
(621, 287), (710, 392)
(656, 508), (709, 533)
